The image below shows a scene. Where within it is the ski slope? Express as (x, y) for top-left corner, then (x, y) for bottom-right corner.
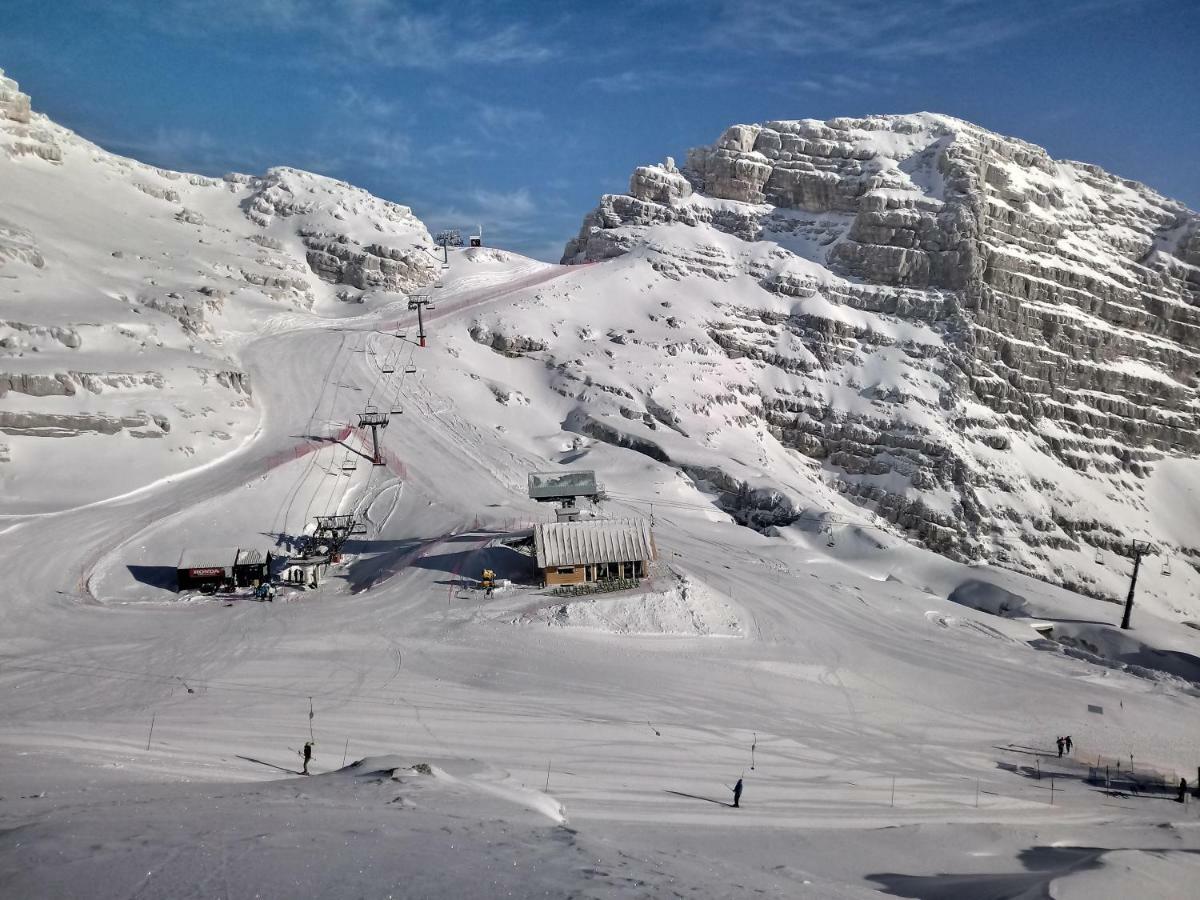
(2, 246), (1199, 898)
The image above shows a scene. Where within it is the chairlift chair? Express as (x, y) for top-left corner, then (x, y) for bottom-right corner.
(381, 364), (395, 374)
(395, 331), (407, 339)
(390, 405), (404, 415)
(1161, 556), (1172, 576)
(340, 455), (357, 472)
(1094, 546), (1105, 565)
(404, 365), (417, 374)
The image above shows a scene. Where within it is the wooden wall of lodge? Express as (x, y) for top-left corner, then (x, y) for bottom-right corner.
(540, 559), (647, 586)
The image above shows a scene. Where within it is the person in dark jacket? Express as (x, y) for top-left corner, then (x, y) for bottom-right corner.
(1178, 778), (1188, 803)
(1064, 736), (1072, 754)
(301, 741), (313, 775)
(1056, 737), (1064, 757)
(733, 777), (743, 808)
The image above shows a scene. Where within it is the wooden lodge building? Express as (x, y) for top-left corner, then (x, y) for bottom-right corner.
(533, 519), (657, 587)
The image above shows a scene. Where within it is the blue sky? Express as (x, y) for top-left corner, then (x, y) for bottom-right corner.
(2, 0), (1197, 260)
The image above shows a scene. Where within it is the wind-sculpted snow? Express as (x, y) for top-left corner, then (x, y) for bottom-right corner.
(561, 114), (1200, 619)
(0, 70), (438, 511)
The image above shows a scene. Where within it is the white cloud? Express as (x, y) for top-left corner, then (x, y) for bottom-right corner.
(477, 103), (545, 139)
(470, 187), (537, 218)
(584, 69), (735, 94)
(701, 0), (1148, 62)
(112, 0), (558, 70)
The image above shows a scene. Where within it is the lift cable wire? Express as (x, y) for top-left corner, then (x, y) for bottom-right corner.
(272, 332), (362, 545)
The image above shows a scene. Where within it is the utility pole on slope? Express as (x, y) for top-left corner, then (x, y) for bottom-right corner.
(1120, 539), (1153, 630)
(408, 294), (434, 348)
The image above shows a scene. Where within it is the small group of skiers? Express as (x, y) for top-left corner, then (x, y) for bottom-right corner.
(1055, 735), (1073, 757)
(253, 581), (277, 601)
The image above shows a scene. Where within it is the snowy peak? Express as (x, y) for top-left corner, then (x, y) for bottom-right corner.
(559, 113), (1200, 618)
(0, 68), (31, 123)
(0, 67), (439, 510)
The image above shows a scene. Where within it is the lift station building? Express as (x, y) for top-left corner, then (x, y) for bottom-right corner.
(176, 547), (269, 591)
(533, 519), (657, 586)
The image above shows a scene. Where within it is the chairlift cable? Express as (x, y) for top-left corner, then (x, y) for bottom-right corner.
(275, 333), (361, 544)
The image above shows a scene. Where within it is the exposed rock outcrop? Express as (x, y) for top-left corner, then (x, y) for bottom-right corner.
(562, 113), (1200, 597)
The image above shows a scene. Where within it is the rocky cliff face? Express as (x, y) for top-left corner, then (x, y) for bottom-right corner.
(560, 114), (1200, 607)
(0, 68), (438, 510)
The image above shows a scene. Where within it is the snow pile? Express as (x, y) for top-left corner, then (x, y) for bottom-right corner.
(532, 570), (742, 636)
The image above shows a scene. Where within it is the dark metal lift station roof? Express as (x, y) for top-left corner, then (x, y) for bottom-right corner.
(528, 470), (599, 502)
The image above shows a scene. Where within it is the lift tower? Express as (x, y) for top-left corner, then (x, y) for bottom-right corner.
(356, 405), (390, 466)
(408, 294), (434, 347)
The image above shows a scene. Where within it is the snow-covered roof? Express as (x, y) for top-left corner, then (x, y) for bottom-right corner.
(235, 548), (266, 566)
(534, 520), (655, 568)
(177, 547), (239, 569)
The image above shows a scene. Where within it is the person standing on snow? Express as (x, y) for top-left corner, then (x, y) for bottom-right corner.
(1064, 736), (1072, 755)
(1056, 737), (1064, 757)
(301, 740), (314, 775)
(732, 777), (743, 808)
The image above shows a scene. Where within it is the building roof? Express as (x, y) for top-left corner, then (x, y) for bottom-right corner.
(534, 519), (655, 568)
(235, 548), (266, 566)
(177, 547), (239, 569)
(528, 470), (598, 501)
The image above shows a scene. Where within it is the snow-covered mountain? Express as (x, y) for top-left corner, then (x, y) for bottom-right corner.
(0, 69), (438, 510)
(550, 114), (1200, 615)
(5, 64), (1200, 620)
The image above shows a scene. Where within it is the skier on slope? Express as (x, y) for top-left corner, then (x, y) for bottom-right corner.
(1064, 735), (1072, 755)
(732, 777), (743, 809)
(301, 740), (314, 775)
(1056, 737), (1064, 757)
